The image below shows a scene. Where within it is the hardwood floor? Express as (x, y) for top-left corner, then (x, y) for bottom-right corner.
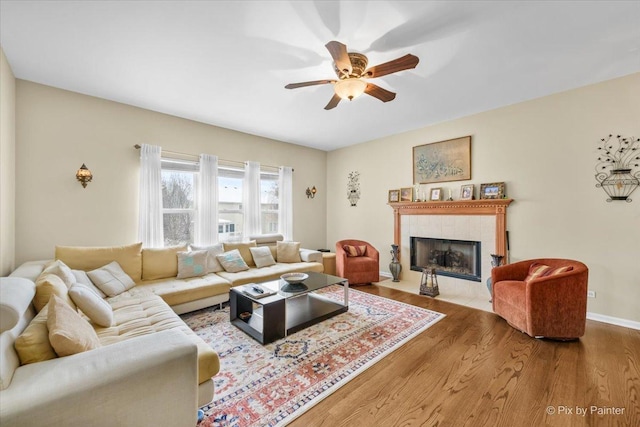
(289, 285), (640, 427)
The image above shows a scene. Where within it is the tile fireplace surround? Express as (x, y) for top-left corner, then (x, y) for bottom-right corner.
(387, 200), (513, 308)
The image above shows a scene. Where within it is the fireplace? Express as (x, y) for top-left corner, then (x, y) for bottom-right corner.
(410, 237), (481, 282)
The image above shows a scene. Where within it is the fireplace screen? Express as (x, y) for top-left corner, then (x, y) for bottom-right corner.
(410, 237), (481, 282)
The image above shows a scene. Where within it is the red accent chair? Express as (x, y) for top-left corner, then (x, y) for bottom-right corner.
(491, 258), (589, 340)
(335, 240), (380, 285)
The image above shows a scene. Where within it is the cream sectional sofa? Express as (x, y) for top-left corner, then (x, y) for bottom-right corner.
(1, 235), (323, 426)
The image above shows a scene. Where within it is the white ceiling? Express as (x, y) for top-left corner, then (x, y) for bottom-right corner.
(1, 1), (639, 151)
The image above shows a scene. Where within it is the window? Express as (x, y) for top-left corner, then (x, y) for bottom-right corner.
(218, 166), (243, 241)
(161, 159), (198, 246)
(260, 171), (279, 234)
(161, 159), (280, 246)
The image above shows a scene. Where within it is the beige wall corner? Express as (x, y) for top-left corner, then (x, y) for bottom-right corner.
(327, 73), (640, 323)
(0, 46), (16, 275)
(15, 81), (327, 264)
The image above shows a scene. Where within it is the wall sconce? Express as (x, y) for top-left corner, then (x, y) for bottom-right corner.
(76, 163), (93, 188)
(305, 186), (317, 199)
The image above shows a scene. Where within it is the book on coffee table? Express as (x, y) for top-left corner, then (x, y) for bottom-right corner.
(242, 283), (276, 299)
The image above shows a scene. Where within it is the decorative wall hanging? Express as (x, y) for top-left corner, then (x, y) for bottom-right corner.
(595, 134), (640, 202)
(413, 136), (471, 184)
(347, 171), (360, 206)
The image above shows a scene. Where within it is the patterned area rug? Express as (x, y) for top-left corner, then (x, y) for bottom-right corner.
(181, 285), (445, 427)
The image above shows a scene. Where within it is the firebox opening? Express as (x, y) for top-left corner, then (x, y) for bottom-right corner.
(410, 237), (481, 282)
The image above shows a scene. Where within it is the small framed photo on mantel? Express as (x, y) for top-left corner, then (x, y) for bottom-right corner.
(480, 182), (506, 199)
(400, 187), (414, 202)
(388, 189), (400, 203)
(460, 184), (474, 200)
(429, 187), (443, 201)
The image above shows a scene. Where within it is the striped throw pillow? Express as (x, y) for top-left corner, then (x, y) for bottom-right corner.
(524, 263), (574, 282)
(343, 245), (367, 257)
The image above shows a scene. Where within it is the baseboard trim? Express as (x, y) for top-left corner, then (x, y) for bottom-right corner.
(587, 312), (640, 330)
(379, 271), (392, 278)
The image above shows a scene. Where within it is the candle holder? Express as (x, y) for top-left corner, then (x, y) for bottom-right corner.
(419, 268), (439, 297)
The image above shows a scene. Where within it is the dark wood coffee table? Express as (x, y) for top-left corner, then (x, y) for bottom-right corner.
(229, 272), (349, 344)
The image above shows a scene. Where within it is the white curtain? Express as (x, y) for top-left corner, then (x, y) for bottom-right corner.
(243, 161), (262, 238)
(278, 166), (293, 240)
(195, 154), (219, 246)
(138, 144), (164, 248)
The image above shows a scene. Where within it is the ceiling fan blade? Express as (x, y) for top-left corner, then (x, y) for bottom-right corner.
(365, 83), (396, 103)
(364, 54), (419, 78)
(324, 93), (341, 110)
(325, 40), (352, 76)
(285, 80), (335, 89)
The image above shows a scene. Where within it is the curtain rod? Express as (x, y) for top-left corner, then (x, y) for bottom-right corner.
(133, 144), (289, 170)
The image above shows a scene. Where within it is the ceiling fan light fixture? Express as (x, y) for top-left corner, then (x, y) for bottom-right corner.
(334, 78), (367, 101)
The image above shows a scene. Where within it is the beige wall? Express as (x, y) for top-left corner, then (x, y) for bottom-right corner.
(327, 73), (640, 323)
(15, 81), (327, 264)
(0, 46), (16, 275)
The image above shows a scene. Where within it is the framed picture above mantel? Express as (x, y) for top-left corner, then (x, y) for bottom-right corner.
(413, 136), (471, 184)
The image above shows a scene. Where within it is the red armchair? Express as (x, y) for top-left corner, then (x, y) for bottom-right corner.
(335, 240), (379, 285)
(492, 258), (589, 340)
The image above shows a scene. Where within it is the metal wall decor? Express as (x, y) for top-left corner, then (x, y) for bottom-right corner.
(347, 171), (361, 206)
(595, 134), (640, 202)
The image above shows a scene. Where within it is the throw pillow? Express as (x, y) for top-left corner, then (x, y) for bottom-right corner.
(524, 263), (574, 282)
(216, 249), (250, 273)
(223, 241), (257, 267)
(190, 243), (225, 273)
(276, 241), (301, 263)
(249, 246), (277, 268)
(177, 250), (208, 279)
(42, 260), (76, 288)
(68, 283), (114, 327)
(72, 269), (106, 298)
(141, 245), (187, 280)
(87, 261), (136, 297)
(343, 245), (367, 257)
(14, 306), (57, 365)
(47, 295), (101, 357)
(34, 273), (77, 313)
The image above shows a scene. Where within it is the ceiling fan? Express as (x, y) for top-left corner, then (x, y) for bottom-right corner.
(285, 41), (419, 110)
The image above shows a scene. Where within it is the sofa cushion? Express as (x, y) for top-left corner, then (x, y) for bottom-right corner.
(190, 243), (225, 273)
(47, 295), (101, 357)
(217, 249), (250, 273)
(34, 273), (76, 313)
(69, 283), (114, 327)
(72, 269), (106, 298)
(122, 274), (231, 307)
(217, 261), (324, 287)
(524, 263), (574, 282)
(95, 294), (220, 384)
(88, 261), (136, 297)
(223, 241), (257, 267)
(177, 250), (208, 279)
(249, 246), (276, 268)
(56, 242), (142, 281)
(343, 244), (367, 257)
(42, 260), (76, 288)
(276, 241), (301, 263)
(14, 306), (57, 365)
(142, 245), (187, 280)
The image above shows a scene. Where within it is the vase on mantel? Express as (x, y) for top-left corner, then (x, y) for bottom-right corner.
(389, 244), (402, 282)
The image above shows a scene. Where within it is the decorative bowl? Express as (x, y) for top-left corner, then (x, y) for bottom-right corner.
(280, 273), (309, 284)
